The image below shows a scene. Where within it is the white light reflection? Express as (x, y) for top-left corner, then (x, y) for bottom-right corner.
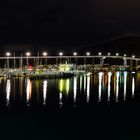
(59, 92), (63, 107)
(132, 77), (135, 98)
(73, 77), (77, 106)
(84, 75), (86, 92)
(66, 79), (70, 94)
(107, 72), (112, 101)
(43, 80), (47, 105)
(59, 79), (63, 107)
(116, 71), (120, 102)
(6, 79), (11, 106)
(26, 79), (31, 106)
(86, 75), (90, 103)
(98, 72), (103, 102)
(80, 76), (82, 92)
(124, 71), (127, 101)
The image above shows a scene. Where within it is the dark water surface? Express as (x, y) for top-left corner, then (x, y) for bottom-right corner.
(1, 71), (140, 139)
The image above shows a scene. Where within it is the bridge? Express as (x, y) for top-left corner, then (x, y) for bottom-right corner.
(0, 52), (140, 71)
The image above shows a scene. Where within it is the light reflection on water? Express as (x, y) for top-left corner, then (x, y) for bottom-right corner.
(124, 71), (127, 101)
(1, 71), (139, 108)
(116, 71), (120, 102)
(132, 77), (135, 98)
(6, 79), (11, 106)
(43, 80), (47, 105)
(26, 79), (32, 106)
(107, 72), (112, 101)
(86, 75), (90, 103)
(73, 77), (77, 106)
(98, 72), (103, 102)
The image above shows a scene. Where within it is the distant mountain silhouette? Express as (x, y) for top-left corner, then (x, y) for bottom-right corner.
(0, 33), (140, 56)
(86, 34), (140, 56)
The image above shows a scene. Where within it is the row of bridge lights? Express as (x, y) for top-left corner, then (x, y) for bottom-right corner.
(5, 52), (136, 58)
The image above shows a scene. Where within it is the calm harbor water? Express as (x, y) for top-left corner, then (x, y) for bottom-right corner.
(1, 71), (140, 139)
(0, 71), (139, 110)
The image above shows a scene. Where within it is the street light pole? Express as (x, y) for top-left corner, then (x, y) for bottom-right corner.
(59, 52), (63, 64)
(26, 52), (30, 68)
(43, 52), (47, 65)
(6, 52), (10, 70)
(20, 54), (23, 70)
(13, 52), (16, 69)
(73, 52), (77, 65)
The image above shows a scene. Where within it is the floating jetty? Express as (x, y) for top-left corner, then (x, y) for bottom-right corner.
(29, 72), (75, 80)
(0, 69), (87, 79)
(0, 62), (88, 79)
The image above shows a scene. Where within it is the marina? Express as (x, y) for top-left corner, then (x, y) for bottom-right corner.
(0, 52), (139, 79)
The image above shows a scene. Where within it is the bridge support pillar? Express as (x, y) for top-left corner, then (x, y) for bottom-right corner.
(136, 60), (138, 71)
(33, 58), (36, 67)
(84, 57), (87, 71)
(100, 58), (104, 70)
(59, 57), (62, 64)
(7, 57), (10, 70)
(69, 58), (71, 63)
(40, 58), (42, 65)
(45, 58), (47, 65)
(75, 58), (78, 65)
(130, 59), (133, 71)
(26, 57), (29, 68)
(37, 51), (40, 66)
(13, 52), (16, 69)
(84, 57), (86, 65)
(20, 54), (23, 70)
(92, 57), (94, 72)
(123, 58), (127, 69)
(67, 57), (69, 64)
(56, 58), (58, 65)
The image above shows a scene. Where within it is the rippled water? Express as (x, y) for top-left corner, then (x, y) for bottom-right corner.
(0, 71), (139, 110)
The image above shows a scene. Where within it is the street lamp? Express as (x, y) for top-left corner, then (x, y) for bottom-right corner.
(86, 52), (90, 56)
(59, 52), (63, 56)
(6, 52), (10, 57)
(59, 52), (63, 63)
(124, 54), (126, 57)
(73, 52), (77, 56)
(98, 52), (102, 56)
(6, 52), (11, 70)
(26, 52), (31, 67)
(116, 53), (119, 56)
(43, 52), (47, 56)
(73, 52), (78, 65)
(43, 52), (47, 65)
(107, 53), (110, 56)
(132, 55), (135, 58)
(26, 52), (30, 57)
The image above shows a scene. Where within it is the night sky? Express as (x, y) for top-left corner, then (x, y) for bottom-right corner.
(1, 0), (140, 52)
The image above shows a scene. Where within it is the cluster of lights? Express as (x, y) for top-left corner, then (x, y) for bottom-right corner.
(4, 52), (137, 58)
